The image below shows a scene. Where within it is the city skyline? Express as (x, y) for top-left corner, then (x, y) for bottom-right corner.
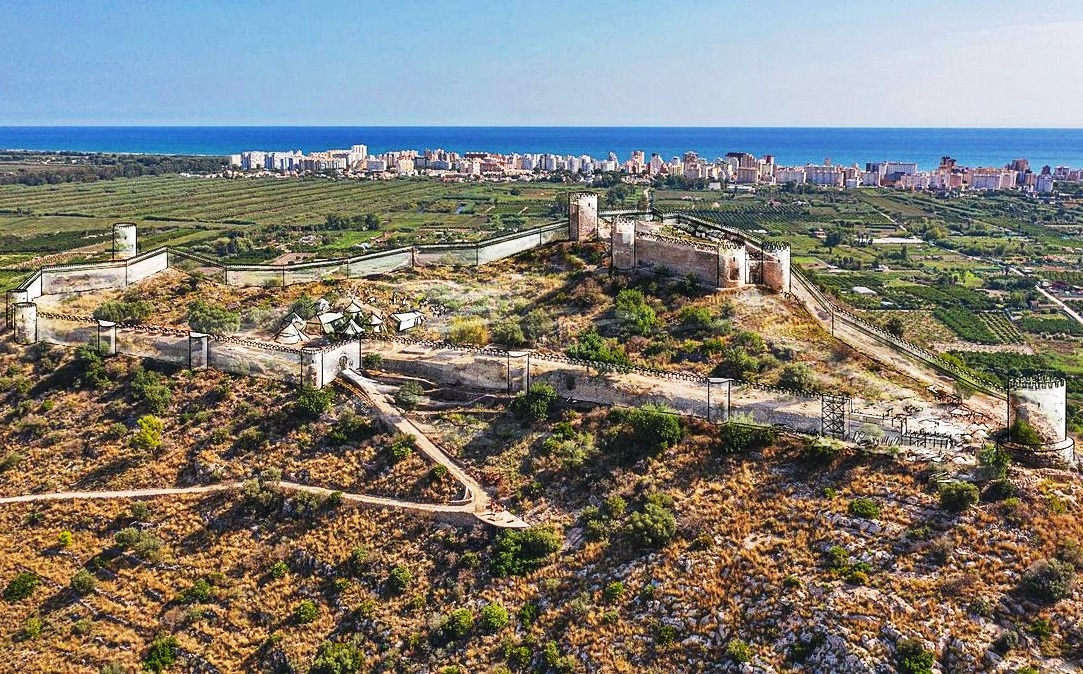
(3, 1), (1083, 127)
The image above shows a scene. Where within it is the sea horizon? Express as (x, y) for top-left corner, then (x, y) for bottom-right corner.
(2, 125), (1082, 170)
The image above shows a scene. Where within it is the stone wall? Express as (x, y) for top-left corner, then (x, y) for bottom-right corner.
(633, 235), (721, 285)
(569, 193), (599, 241)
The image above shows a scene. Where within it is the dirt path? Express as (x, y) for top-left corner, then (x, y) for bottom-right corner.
(339, 369), (527, 528)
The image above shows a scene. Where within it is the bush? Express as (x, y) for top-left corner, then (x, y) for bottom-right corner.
(491, 526), (562, 577)
(94, 299), (152, 324)
(726, 638), (752, 663)
(143, 634), (179, 673)
(978, 443), (1011, 479)
(565, 329), (631, 367)
(3, 572), (40, 602)
(443, 608), (474, 640)
(609, 404), (683, 464)
(187, 300), (240, 334)
(114, 527), (163, 560)
(388, 565), (412, 594)
(130, 369), (172, 413)
(21, 615), (44, 640)
(939, 481), (979, 513)
(308, 639), (364, 674)
(982, 478), (1016, 502)
(447, 317), (489, 345)
(895, 638), (934, 674)
(296, 387), (333, 419)
(801, 436), (843, 464)
(479, 602), (509, 632)
(395, 381), (424, 410)
(179, 578), (212, 604)
(491, 319), (527, 347)
(715, 421), (777, 454)
(1011, 418), (1044, 445)
(626, 494), (677, 549)
(389, 434), (415, 463)
(269, 561), (289, 580)
(57, 531), (73, 547)
(778, 363), (815, 391)
(848, 497), (881, 519)
(0, 451), (25, 473)
(511, 382), (557, 423)
(294, 599), (319, 624)
(615, 289), (657, 336)
(70, 569), (96, 595)
(603, 581), (625, 603)
(361, 353), (382, 370)
(1020, 558), (1076, 603)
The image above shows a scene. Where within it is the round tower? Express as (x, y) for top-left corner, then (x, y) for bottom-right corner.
(13, 302), (38, 345)
(113, 222), (138, 260)
(1003, 375), (1074, 467)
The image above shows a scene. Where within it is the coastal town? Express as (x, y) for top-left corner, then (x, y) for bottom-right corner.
(230, 144), (1080, 194)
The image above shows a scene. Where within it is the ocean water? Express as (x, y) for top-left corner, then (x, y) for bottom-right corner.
(1, 126), (1082, 171)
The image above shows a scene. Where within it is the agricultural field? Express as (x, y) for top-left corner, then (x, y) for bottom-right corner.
(0, 176), (576, 263)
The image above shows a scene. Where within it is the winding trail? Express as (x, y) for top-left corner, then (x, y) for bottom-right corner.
(0, 370), (528, 528)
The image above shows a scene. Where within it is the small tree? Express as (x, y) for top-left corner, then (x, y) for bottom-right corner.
(187, 301), (240, 335)
(395, 381), (424, 410)
(895, 638), (934, 674)
(131, 414), (165, 455)
(490, 526), (562, 577)
(848, 497), (881, 519)
(626, 494), (677, 549)
(778, 363), (815, 391)
(447, 317), (489, 345)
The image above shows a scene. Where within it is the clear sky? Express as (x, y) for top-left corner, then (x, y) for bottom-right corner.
(3, 1), (1083, 127)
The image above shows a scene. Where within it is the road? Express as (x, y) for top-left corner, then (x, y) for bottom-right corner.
(1036, 286), (1083, 327)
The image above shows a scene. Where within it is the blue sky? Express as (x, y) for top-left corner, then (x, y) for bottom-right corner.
(2, 1), (1082, 126)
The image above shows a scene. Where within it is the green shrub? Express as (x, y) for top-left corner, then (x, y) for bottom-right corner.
(479, 602), (509, 632)
(565, 329), (631, 367)
(603, 581), (625, 603)
(609, 404), (683, 463)
(294, 599), (319, 624)
(0, 451), (24, 473)
(848, 497), (881, 519)
(179, 578), (212, 604)
(447, 317), (489, 345)
(94, 299), (153, 324)
(655, 623), (679, 646)
(187, 300), (240, 334)
(57, 530), (74, 547)
(977, 443), (1011, 479)
(1010, 418), (1043, 445)
(982, 478), (1016, 502)
(269, 561), (289, 579)
(1020, 558), (1076, 602)
(726, 638), (752, 663)
(296, 387), (333, 419)
(308, 639), (364, 674)
(70, 569), (96, 595)
(801, 436), (843, 464)
(490, 526), (562, 577)
(21, 615), (44, 640)
(143, 634), (179, 673)
(491, 319), (527, 347)
(716, 421), (778, 454)
(778, 363), (815, 391)
(3, 571), (40, 602)
(114, 527), (163, 560)
(895, 638), (934, 674)
(626, 494), (677, 549)
(389, 434), (415, 462)
(510, 382), (557, 423)
(361, 353), (383, 370)
(388, 565), (412, 594)
(442, 608), (474, 640)
(130, 369), (172, 413)
(129, 502), (151, 520)
(939, 481), (979, 512)
(615, 289), (657, 336)
(394, 381), (424, 410)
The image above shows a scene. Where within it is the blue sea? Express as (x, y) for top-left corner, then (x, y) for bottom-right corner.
(1, 126), (1082, 171)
